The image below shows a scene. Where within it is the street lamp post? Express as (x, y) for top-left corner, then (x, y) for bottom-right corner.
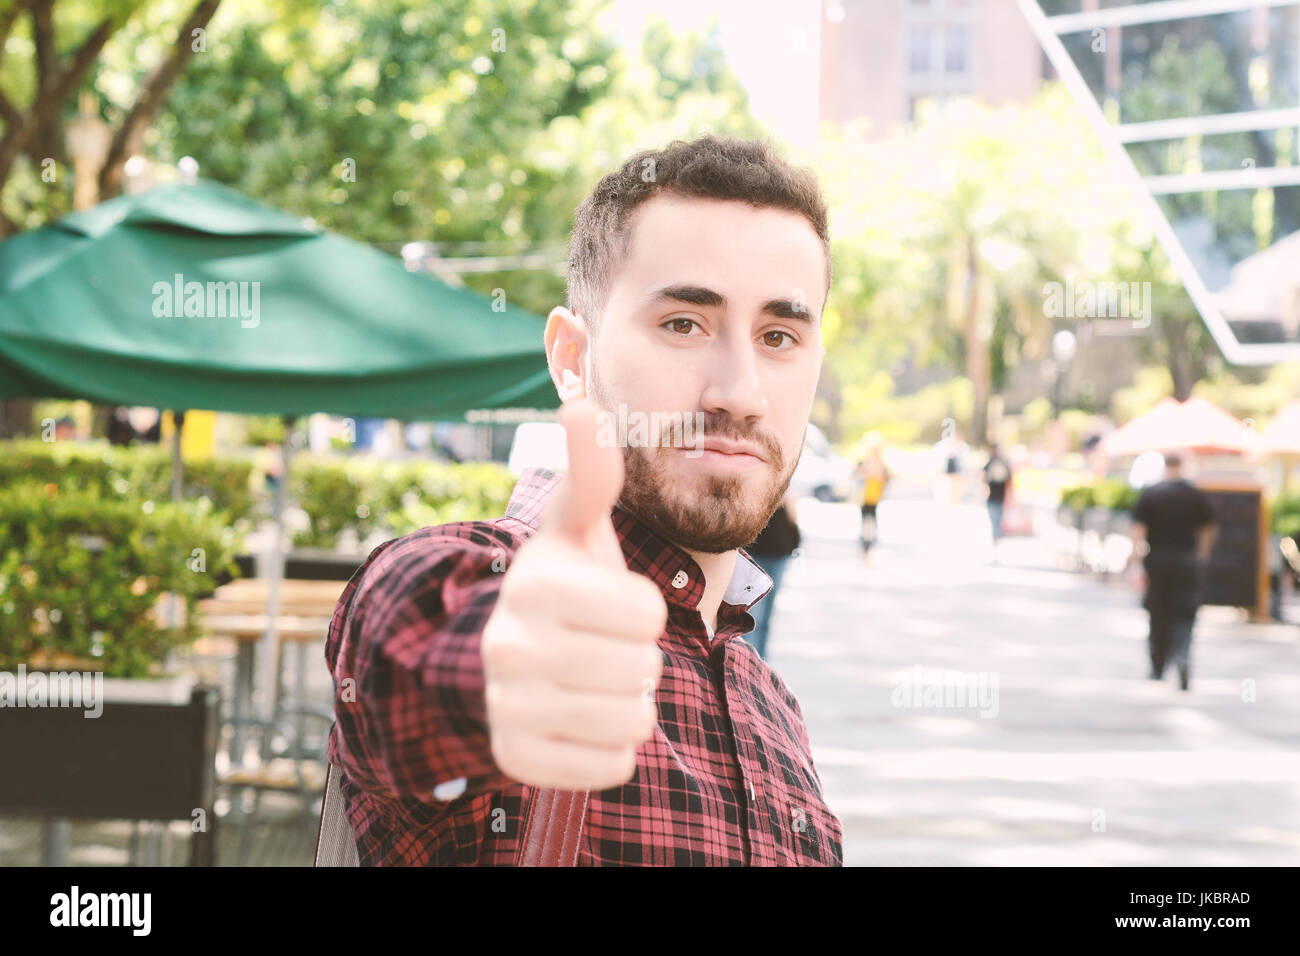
(1052, 329), (1077, 417)
(65, 92), (111, 211)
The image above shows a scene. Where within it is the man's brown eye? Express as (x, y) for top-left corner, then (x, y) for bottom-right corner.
(670, 318), (695, 334)
(764, 331), (791, 347)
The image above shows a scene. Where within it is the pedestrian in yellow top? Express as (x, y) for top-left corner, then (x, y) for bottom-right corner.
(854, 433), (889, 551)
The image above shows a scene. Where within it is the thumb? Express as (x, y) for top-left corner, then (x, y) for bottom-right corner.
(546, 398), (625, 563)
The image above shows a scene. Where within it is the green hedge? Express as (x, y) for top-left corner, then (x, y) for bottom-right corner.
(1273, 494), (1300, 539)
(0, 481), (241, 678)
(0, 440), (258, 531)
(291, 458), (516, 549)
(1060, 478), (1137, 513)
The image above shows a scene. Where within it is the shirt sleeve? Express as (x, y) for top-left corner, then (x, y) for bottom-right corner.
(1133, 490), (1150, 524)
(325, 524), (518, 806)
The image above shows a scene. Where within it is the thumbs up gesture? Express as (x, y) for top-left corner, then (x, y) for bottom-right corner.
(481, 399), (668, 791)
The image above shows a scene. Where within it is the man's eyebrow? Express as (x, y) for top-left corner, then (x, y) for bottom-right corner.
(645, 285), (815, 322)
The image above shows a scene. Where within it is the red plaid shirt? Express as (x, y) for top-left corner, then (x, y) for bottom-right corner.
(325, 468), (843, 865)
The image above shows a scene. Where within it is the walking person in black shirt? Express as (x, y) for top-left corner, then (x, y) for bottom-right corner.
(1128, 453), (1216, 691)
(983, 445), (1012, 560)
(744, 492), (800, 660)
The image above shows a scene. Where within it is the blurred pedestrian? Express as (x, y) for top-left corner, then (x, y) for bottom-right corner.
(107, 406), (137, 446)
(1128, 453), (1216, 690)
(743, 492), (800, 660)
(263, 439), (285, 495)
(983, 444), (1012, 557)
(854, 436), (889, 551)
(934, 429), (968, 504)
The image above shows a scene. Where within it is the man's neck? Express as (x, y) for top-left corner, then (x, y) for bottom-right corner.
(683, 547), (738, 634)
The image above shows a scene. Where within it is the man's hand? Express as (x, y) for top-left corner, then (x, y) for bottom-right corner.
(481, 398), (668, 791)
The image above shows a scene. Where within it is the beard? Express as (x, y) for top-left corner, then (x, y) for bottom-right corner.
(588, 371), (796, 552)
(619, 436), (792, 553)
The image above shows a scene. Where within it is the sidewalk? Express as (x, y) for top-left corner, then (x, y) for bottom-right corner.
(772, 498), (1300, 866)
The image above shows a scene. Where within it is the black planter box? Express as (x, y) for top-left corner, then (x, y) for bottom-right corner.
(224, 549), (366, 584)
(0, 684), (220, 865)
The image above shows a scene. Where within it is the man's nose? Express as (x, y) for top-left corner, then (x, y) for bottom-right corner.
(699, 335), (769, 423)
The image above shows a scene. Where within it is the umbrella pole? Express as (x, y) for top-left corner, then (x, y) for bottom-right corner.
(255, 416), (294, 758)
(170, 410), (185, 501)
(168, 410), (186, 631)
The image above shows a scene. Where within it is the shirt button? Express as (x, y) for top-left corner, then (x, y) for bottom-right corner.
(749, 781), (757, 801)
(671, 570), (688, 589)
(432, 777), (467, 801)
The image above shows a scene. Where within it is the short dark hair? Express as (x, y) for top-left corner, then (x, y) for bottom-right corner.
(566, 135), (832, 331)
(1164, 452), (1183, 469)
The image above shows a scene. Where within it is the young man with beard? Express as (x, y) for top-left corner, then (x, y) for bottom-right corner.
(325, 135), (844, 865)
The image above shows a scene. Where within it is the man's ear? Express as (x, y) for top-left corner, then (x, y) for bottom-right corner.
(544, 306), (589, 402)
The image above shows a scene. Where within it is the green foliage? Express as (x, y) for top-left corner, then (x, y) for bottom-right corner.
(243, 415), (288, 446)
(1093, 478), (1137, 513)
(1193, 363), (1300, 423)
(1060, 478), (1137, 513)
(145, 4), (758, 317)
(839, 373), (973, 449)
(818, 84), (1134, 436)
(0, 440), (257, 531)
(1273, 493), (1300, 540)
(0, 481), (241, 678)
(291, 457), (515, 549)
(1059, 484), (1096, 511)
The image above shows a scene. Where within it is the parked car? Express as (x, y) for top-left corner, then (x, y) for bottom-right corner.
(792, 423), (853, 501)
(507, 421), (567, 476)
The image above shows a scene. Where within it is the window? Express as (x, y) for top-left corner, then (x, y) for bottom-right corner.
(944, 25), (969, 74)
(908, 26), (933, 74)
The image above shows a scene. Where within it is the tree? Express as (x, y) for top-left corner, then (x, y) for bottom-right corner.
(0, 0), (224, 234)
(152, 6), (759, 317)
(818, 85), (1118, 445)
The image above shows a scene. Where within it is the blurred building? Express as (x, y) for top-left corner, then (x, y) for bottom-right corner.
(819, 0), (1052, 137)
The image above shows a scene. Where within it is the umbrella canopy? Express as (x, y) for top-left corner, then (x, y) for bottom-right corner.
(1102, 397), (1255, 456)
(0, 179), (558, 419)
(1257, 401), (1300, 456)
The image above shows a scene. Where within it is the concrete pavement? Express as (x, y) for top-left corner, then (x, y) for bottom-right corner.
(771, 497), (1300, 865)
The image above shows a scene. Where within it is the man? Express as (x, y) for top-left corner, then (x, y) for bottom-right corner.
(1128, 453), (1216, 691)
(325, 135), (843, 865)
(983, 444), (1012, 556)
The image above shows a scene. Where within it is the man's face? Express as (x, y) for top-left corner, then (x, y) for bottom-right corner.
(577, 193), (826, 553)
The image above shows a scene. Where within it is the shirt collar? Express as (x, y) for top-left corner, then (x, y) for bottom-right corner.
(504, 467), (773, 614)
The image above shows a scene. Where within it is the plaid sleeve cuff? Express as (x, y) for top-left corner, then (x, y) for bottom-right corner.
(330, 526), (516, 804)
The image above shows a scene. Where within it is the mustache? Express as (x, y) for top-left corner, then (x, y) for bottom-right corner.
(689, 411), (784, 468)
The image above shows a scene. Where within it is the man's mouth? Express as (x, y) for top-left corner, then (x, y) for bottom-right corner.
(673, 437), (768, 471)
(698, 437), (766, 462)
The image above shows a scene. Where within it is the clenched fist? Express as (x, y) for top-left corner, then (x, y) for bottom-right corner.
(481, 398), (668, 791)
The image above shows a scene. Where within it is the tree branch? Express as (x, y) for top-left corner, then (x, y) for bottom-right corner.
(99, 0), (221, 198)
(0, 14), (118, 188)
(0, 90), (19, 131)
(30, 1), (57, 97)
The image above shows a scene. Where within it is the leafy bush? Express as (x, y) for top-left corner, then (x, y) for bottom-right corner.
(0, 482), (241, 678)
(1093, 478), (1137, 512)
(1060, 479), (1136, 513)
(289, 458), (385, 549)
(291, 457), (516, 549)
(1273, 493), (1300, 539)
(1059, 484), (1095, 510)
(0, 440), (257, 531)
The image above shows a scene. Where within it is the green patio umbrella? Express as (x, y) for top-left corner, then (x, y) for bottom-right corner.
(0, 178), (558, 418)
(0, 179), (560, 747)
